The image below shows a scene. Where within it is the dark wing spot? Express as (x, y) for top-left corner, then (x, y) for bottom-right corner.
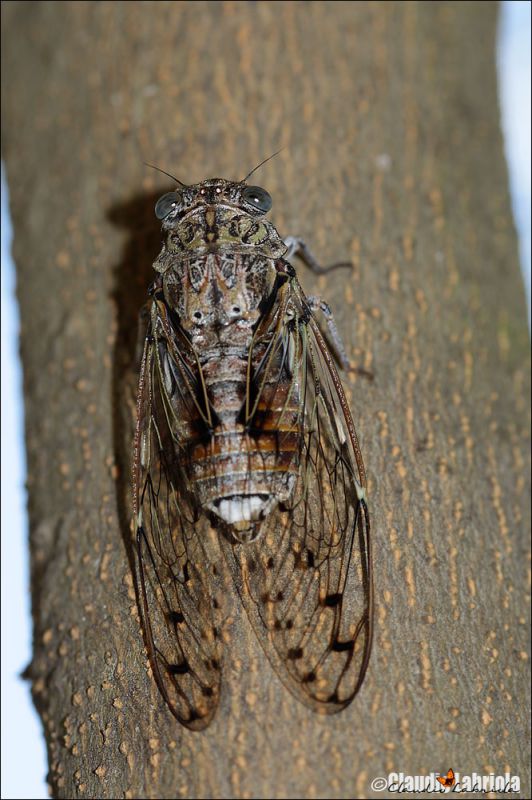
(331, 638), (354, 652)
(276, 591), (284, 602)
(267, 557), (275, 569)
(168, 661), (190, 675)
(287, 647), (304, 660)
(168, 611), (185, 625)
(248, 558), (257, 573)
(285, 619), (294, 630)
(202, 686), (214, 697)
(303, 671), (316, 683)
(212, 598), (220, 609)
(323, 593), (342, 608)
(306, 550), (315, 568)
(211, 658), (220, 671)
(328, 691), (340, 703)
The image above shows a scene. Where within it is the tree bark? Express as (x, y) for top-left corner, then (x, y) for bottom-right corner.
(2, 1), (530, 798)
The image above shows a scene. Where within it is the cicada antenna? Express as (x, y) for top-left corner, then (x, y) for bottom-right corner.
(242, 147), (285, 183)
(144, 162), (187, 188)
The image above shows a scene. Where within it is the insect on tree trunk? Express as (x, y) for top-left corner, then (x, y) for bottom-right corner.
(1, 1), (530, 799)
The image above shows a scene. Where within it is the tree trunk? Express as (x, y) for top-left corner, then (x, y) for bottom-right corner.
(2, 1), (530, 798)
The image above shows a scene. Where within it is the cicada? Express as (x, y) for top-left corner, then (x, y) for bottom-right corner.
(133, 169), (372, 729)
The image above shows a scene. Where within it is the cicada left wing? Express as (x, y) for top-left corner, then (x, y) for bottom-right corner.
(133, 303), (223, 729)
(220, 272), (372, 712)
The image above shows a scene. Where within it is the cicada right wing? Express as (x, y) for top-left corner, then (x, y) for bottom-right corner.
(220, 272), (373, 713)
(133, 300), (223, 730)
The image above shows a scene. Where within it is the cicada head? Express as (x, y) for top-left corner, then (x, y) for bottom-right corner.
(153, 177), (285, 265)
(154, 178), (273, 221)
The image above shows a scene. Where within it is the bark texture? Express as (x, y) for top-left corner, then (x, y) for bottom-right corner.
(2, 1), (530, 798)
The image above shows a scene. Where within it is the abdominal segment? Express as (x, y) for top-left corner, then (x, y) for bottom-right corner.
(181, 347), (302, 528)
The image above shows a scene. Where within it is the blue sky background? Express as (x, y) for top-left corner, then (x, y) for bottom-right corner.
(1, 3), (530, 797)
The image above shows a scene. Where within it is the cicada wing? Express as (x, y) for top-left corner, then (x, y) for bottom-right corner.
(221, 279), (372, 712)
(133, 316), (223, 730)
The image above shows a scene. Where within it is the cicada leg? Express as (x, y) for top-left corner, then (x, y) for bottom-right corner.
(284, 237), (373, 380)
(306, 295), (374, 380)
(283, 236), (352, 274)
(306, 296), (351, 371)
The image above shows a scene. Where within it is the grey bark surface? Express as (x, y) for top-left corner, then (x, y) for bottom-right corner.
(1, 1), (530, 798)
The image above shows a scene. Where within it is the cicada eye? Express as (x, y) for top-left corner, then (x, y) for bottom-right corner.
(155, 191), (181, 219)
(242, 185), (272, 213)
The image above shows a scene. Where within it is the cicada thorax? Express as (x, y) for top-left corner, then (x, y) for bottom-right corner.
(159, 247), (303, 537)
(153, 202), (287, 272)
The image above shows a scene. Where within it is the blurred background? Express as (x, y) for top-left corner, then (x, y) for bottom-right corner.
(1, 2), (530, 797)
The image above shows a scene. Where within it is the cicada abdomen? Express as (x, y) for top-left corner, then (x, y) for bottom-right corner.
(133, 177), (372, 728)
